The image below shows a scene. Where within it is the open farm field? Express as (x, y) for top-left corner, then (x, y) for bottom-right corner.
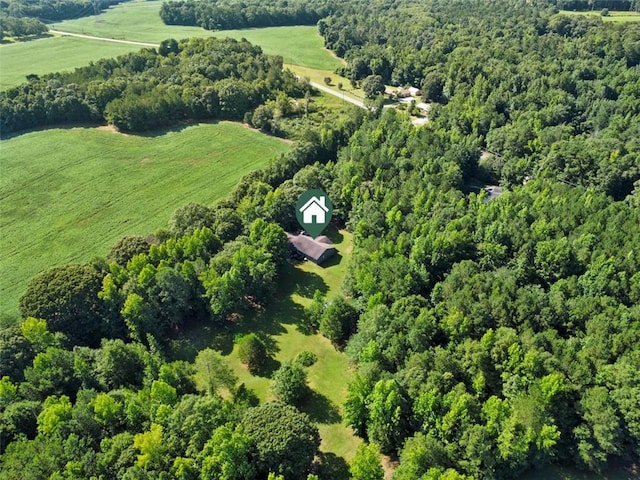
(0, 36), (141, 88)
(55, 0), (342, 69)
(0, 122), (289, 318)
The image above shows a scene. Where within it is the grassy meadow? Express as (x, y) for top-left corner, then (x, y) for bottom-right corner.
(0, 36), (142, 88)
(183, 228), (361, 466)
(0, 122), (290, 317)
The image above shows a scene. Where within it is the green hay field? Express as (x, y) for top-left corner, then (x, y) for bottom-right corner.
(0, 122), (290, 317)
(0, 36), (142, 88)
(56, 0), (341, 67)
(55, 0), (342, 69)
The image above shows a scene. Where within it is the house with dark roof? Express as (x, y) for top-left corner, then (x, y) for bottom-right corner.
(286, 233), (337, 265)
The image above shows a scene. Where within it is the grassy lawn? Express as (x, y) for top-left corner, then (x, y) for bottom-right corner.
(287, 65), (367, 104)
(0, 36), (141, 88)
(183, 228), (361, 467)
(559, 10), (640, 22)
(0, 122), (289, 318)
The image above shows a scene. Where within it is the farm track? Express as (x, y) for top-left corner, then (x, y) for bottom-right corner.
(49, 29), (159, 47)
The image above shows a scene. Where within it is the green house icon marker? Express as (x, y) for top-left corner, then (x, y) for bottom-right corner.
(295, 189), (333, 238)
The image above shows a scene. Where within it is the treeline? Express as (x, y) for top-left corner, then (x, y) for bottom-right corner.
(0, 0), (129, 22)
(318, 0), (640, 199)
(0, 14), (47, 38)
(159, 0), (333, 30)
(548, 0), (640, 11)
(0, 37), (309, 135)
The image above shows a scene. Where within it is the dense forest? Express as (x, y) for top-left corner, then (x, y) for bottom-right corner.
(0, 37), (311, 135)
(2, 0), (640, 478)
(159, 0), (334, 31)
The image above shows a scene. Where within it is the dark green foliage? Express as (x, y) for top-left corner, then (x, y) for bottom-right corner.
(0, 326), (34, 381)
(361, 75), (385, 99)
(270, 362), (308, 405)
(242, 402), (321, 480)
(95, 339), (146, 390)
(0, 15), (47, 38)
(0, 0), (129, 23)
(107, 236), (151, 266)
(294, 351), (317, 367)
(169, 202), (216, 237)
(19, 263), (109, 346)
(159, 0), (332, 30)
(237, 334), (268, 374)
(318, 296), (358, 346)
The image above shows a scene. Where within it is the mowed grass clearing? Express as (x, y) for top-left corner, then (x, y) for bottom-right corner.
(0, 36), (141, 88)
(0, 122), (290, 317)
(559, 10), (640, 22)
(185, 228), (361, 466)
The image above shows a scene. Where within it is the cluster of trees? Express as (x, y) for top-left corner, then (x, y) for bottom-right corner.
(0, 0), (129, 22)
(0, 36), (308, 135)
(0, 14), (47, 39)
(548, 0), (640, 11)
(159, 0), (333, 31)
(318, 0), (640, 198)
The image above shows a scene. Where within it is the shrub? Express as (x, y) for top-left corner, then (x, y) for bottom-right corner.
(237, 334), (267, 373)
(295, 351), (317, 367)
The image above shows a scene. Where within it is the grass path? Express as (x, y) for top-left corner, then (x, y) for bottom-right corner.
(0, 122), (289, 317)
(184, 228), (361, 470)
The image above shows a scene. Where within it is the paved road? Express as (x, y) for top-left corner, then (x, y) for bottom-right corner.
(49, 30), (368, 110)
(49, 29), (159, 47)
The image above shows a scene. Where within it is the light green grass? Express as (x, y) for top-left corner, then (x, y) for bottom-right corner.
(559, 10), (640, 22)
(54, 0), (213, 43)
(217, 27), (342, 71)
(0, 36), (141, 88)
(185, 229), (361, 465)
(56, 0), (342, 69)
(288, 65), (367, 104)
(0, 122), (290, 317)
